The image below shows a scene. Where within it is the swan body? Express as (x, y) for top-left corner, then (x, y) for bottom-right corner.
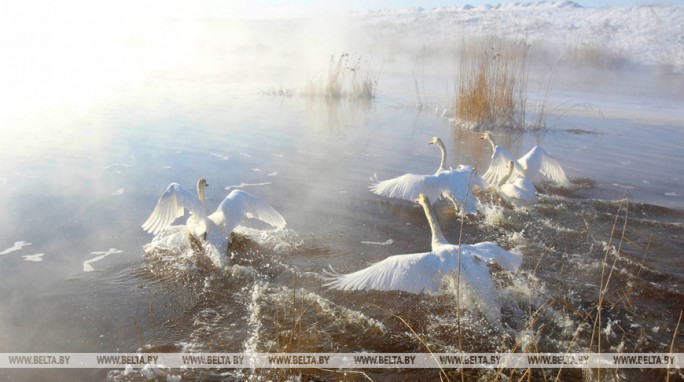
(479, 132), (571, 188)
(498, 161), (537, 208)
(142, 179), (286, 258)
(370, 137), (484, 214)
(325, 194), (522, 322)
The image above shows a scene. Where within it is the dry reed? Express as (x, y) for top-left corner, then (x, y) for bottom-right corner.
(303, 53), (378, 100)
(454, 38), (529, 129)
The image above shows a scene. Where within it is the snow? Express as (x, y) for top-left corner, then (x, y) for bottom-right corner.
(352, 2), (684, 68)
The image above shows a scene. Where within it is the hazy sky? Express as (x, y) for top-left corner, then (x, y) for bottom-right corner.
(3, 0), (682, 21)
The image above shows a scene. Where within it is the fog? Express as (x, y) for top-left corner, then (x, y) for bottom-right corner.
(2, 2), (682, 117)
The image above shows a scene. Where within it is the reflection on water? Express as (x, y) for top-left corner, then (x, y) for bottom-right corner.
(0, 61), (682, 381)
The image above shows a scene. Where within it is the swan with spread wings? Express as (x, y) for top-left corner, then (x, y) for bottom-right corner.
(325, 194), (521, 322)
(142, 178), (286, 262)
(370, 137), (484, 215)
(479, 132), (571, 189)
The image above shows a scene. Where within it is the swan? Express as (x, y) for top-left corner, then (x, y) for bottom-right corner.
(324, 193), (522, 322)
(498, 161), (537, 208)
(142, 178), (287, 259)
(142, 178), (210, 238)
(370, 137), (484, 215)
(479, 132), (571, 189)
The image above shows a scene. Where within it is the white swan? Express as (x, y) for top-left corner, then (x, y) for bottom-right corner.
(479, 132), (571, 189)
(498, 161), (537, 208)
(370, 137), (484, 215)
(325, 193), (522, 322)
(142, 178), (286, 257)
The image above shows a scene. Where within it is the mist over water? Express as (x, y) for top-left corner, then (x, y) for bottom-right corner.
(0, 2), (683, 381)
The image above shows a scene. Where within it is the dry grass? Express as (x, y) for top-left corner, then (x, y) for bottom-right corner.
(566, 43), (631, 70)
(303, 53), (378, 100)
(454, 37), (529, 129)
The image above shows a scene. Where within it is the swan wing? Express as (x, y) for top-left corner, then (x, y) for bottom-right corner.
(462, 242), (522, 272)
(214, 189), (286, 231)
(438, 169), (481, 213)
(324, 251), (446, 294)
(142, 183), (206, 235)
(537, 148), (571, 187)
(369, 173), (442, 202)
(482, 146), (517, 188)
(456, 165), (486, 190)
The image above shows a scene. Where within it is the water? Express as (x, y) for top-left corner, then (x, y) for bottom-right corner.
(1, 36), (683, 382)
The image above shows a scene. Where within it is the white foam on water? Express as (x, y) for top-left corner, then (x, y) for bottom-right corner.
(360, 238), (394, 246)
(233, 227), (302, 255)
(0, 241), (31, 256)
(83, 248), (123, 272)
(210, 152), (230, 160)
(242, 281), (269, 355)
(104, 163), (131, 170)
(111, 188), (124, 196)
(22, 253), (44, 262)
(481, 203), (507, 227)
(224, 182), (272, 190)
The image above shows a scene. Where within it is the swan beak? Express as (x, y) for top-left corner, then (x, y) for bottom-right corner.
(206, 183), (210, 187)
(478, 135), (484, 140)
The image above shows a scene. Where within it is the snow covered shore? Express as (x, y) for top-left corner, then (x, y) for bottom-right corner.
(352, 1), (683, 69)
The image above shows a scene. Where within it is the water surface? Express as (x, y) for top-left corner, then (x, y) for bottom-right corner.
(0, 42), (683, 382)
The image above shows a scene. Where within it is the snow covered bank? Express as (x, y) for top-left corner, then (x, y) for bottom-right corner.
(353, 2), (683, 69)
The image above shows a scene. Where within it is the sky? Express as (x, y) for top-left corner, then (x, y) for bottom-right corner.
(2, 0), (683, 22)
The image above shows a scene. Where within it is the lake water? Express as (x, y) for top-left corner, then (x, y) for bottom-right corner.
(1, 31), (683, 381)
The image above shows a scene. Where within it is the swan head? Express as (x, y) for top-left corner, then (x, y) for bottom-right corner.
(415, 193), (430, 206)
(479, 132), (493, 141)
(428, 137), (443, 146)
(197, 178), (209, 202)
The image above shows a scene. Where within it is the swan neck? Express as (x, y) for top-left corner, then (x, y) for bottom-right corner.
(419, 199), (448, 247)
(487, 136), (497, 152)
(198, 183), (206, 204)
(438, 140), (447, 171)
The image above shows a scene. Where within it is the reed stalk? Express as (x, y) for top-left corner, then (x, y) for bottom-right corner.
(455, 37), (530, 129)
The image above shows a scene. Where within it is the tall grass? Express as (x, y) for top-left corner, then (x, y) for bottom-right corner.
(303, 53), (378, 100)
(566, 43), (631, 70)
(454, 38), (529, 129)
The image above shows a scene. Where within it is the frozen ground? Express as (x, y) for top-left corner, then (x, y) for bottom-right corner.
(354, 1), (683, 68)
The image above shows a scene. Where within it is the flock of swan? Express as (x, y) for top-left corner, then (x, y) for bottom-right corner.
(142, 132), (571, 322)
